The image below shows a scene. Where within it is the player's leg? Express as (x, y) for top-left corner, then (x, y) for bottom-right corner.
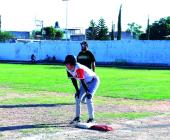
(86, 76), (100, 123)
(70, 86), (85, 124)
(81, 93), (87, 104)
(76, 85), (86, 116)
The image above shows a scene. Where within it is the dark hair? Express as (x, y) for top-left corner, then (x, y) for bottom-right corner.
(64, 55), (76, 66)
(80, 41), (88, 47)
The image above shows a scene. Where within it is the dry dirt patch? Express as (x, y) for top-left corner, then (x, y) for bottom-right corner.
(0, 92), (170, 140)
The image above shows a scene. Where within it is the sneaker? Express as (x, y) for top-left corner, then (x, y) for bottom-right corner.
(70, 117), (80, 124)
(87, 118), (95, 123)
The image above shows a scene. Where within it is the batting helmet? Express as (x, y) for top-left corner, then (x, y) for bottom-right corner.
(64, 55), (76, 66)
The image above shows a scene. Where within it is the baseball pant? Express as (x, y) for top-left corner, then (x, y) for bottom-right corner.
(75, 76), (100, 119)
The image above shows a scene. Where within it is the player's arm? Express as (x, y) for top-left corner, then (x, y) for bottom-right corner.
(80, 79), (92, 99)
(67, 71), (80, 98)
(80, 79), (89, 93)
(76, 53), (80, 63)
(71, 78), (79, 93)
(92, 62), (95, 72)
(89, 51), (96, 72)
(76, 68), (89, 92)
(67, 71), (79, 93)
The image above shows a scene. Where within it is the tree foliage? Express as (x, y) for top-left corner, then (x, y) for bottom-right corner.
(117, 4), (122, 40)
(140, 16), (170, 40)
(32, 26), (64, 40)
(86, 18), (109, 40)
(148, 16), (170, 40)
(146, 17), (150, 40)
(126, 22), (143, 39)
(96, 18), (109, 40)
(31, 30), (41, 39)
(55, 29), (64, 40)
(0, 31), (13, 42)
(86, 20), (98, 40)
(110, 22), (115, 40)
(43, 26), (57, 40)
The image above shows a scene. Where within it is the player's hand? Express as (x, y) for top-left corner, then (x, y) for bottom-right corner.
(86, 91), (92, 99)
(75, 90), (80, 99)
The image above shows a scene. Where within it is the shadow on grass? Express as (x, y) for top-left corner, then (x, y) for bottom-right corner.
(0, 123), (70, 132)
(0, 103), (74, 108)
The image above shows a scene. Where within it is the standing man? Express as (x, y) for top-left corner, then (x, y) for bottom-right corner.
(64, 55), (100, 124)
(77, 41), (96, 72)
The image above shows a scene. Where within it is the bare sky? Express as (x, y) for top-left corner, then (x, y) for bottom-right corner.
(0, 0), (169, 32)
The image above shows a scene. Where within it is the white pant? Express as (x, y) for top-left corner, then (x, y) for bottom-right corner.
(75, 76), (100, 119)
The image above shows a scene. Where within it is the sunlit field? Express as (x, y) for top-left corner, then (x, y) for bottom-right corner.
(0, 63), (170, 101)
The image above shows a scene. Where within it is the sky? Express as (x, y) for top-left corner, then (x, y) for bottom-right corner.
(0, 0), (169, 32)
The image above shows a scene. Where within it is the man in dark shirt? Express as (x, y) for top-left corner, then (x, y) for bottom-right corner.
(77, 41), (96, 72)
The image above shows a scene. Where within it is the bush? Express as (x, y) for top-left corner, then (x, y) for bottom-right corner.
(55, 30), (64, 40)
(0, 31), (13, 42)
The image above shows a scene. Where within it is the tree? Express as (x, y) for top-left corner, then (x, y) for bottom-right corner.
(55, 29), (64, 40)
(43, 26), (56, 40)
(96, 18), (109, 40)
(146, 16), (150, 40)
(32, 27), (63, 40)
(86, 20), (98, 40)
(110, 22), (115, 40)
(139, 16), (150, 40)
(117, 4), (122, 40)
(139, 33), (147, 40)
(126, 22), (143, 39)
(0, 31), (13, 42)
(31, 30), (41, 39)
(86, 18), (109, 40)
(148, 16), (170, 40)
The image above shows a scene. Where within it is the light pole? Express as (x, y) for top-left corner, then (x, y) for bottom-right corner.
(62, 0), (69, 40)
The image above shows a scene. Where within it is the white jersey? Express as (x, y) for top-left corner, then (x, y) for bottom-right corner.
(67, 63), (96, 83)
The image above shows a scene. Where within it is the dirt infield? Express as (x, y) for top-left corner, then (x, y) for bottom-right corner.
(0, 93), (170, 140)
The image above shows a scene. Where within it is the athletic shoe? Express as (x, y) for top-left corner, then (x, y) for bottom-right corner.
(87, 118), (95, 123)
(69, 117), (80, 124)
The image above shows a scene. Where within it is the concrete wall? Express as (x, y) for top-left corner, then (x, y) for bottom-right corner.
(0, 40), (170, 65)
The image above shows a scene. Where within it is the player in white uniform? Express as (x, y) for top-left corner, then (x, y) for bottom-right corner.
(64, 55), (100, 123)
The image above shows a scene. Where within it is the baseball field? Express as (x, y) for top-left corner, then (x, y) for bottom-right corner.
(0, 63), (170, 101)
(0, 63), (170, 139)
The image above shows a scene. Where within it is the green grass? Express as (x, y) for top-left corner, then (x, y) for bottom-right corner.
(0, 63), (170, 101)
(81, 112), (157, 120)
(0, 95), (74, 105)
(95, 112), (157, 119)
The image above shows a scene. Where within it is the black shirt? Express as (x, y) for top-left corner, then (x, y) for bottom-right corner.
(77, 50), (95, 69)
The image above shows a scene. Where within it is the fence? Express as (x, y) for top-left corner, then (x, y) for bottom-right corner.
(0, 40), (170, 65)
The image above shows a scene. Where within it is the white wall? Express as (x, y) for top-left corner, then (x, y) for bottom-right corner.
(0, 40), (170, 65)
